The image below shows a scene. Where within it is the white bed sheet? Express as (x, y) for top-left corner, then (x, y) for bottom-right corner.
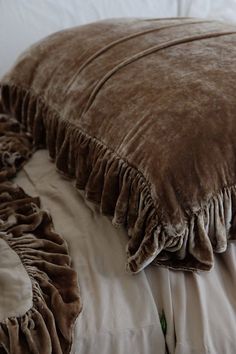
(15, 150), (236, 354)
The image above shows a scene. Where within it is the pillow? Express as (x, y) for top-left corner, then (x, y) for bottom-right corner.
(1, 17), (236, 273)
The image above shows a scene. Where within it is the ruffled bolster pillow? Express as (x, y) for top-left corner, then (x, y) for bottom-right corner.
(1, 17), (236, 273)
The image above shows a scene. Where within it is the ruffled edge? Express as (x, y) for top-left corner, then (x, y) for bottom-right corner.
(0, 210), (81, 354)
(1, 83), (236, 274)
(0, 111), (81, 354)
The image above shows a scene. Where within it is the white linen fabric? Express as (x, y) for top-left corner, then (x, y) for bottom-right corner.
(2, 0), (236, 78)
(15, 150), (236, 354)
(180, 0), (236, 22)
(0, 238), (32, 321)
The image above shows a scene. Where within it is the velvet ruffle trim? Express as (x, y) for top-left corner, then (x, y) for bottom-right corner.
(1, 84), (236, 274)
(0, 111), (81, 354)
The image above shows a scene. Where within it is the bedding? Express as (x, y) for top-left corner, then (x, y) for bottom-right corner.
(2, 18), (236, 274)
(2, 15), (236, 354)
(0, 113), (81, 353)
(15, 149), (236, 354)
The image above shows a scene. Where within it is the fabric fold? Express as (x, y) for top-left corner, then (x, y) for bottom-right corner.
(0, 109), (81, 354)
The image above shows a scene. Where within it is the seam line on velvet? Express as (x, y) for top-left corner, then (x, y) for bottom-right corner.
(82, 30), (236, 115)
(66, 19), (211, 92)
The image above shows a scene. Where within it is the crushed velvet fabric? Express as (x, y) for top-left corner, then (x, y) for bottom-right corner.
(0, 111), (81, 353)
(1, 17), (236, 273)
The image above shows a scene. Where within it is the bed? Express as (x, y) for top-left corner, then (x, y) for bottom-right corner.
(1, 2), (236, 354)
(14, 149), (236, 354)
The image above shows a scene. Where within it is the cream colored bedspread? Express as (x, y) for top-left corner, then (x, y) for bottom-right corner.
(15, 150), (236, 354)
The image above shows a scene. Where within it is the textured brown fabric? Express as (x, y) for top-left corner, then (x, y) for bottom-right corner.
(0, 110), (81, 353)
(1, 17), (236, 273)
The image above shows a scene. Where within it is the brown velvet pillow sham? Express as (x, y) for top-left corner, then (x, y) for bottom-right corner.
(1, 17), (236, 273)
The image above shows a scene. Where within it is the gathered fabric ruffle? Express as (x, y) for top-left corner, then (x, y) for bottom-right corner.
(1, 83), (236, 275)
(0, 109), (81, 354)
